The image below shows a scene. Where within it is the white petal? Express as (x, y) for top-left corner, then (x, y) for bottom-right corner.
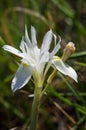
(20, 38), (29, 54)
(40, 52), (49, 64)
(31, 26), (37, 46)
(52, 57), (78, 82)
(50, 35), (61, 57)
(3, 45), (23, 58)
(25, 25), (32, 48)
(12, 64), (32, 92)
(41, 30), (52, 53)
(20, 38), (26, 53)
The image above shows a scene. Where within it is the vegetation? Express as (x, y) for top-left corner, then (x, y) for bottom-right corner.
(0, 0), (86, 129)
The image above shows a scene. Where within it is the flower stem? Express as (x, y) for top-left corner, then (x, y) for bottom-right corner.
(47, 69), (57, 84)
(30, 86), (42, 130)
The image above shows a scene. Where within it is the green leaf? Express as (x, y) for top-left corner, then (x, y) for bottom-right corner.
(75, 61), (86, 67)
(48, 87), (86, 115)
(71, 51), (86, 58)
(51, 0), (74, 18)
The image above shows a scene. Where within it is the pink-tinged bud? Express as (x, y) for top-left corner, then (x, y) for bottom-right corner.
(61, 42), (76, 61)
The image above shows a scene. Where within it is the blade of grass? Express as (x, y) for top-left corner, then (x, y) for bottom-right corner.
(58, 72), (86, 106)
(51, 99), (76, 124)
(74, 19), (86, 36)
(71, 51), (86, 58)
(1, 23), (14, 46)
(75, 61), (86, 67)
(58, 73), (80, 100)
(0, 97), (25, 119)
(4, 7), (48, 25)
(48, 87), (86, 115)
(51, 0), (74, 18)
(73, 116), (86, 130)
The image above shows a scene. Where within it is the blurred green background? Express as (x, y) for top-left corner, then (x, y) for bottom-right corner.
(0, 0), (86, 130)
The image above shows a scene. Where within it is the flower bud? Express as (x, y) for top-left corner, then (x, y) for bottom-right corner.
(61, 42), (76, 62)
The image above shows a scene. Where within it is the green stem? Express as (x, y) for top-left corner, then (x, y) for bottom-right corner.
(30, 87), (42, 130)
(47, 69), (57, 84)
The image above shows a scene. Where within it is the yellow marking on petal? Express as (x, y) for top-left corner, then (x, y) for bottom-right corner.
(54, 56), (61, 61)
(23, 63), (28, 67)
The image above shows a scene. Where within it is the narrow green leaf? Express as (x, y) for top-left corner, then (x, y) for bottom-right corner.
(75, 61), (86, 67)
(73, 116), (86, 130)
(71, 51), (86, 58)
(51, 0), (74, 18)
(58, 72), (86, 106)
(48, 87), (86, 115)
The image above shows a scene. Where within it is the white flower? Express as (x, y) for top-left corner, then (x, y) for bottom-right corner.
(3, 26), (78, 92)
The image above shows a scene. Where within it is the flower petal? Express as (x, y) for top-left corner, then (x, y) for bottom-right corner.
(20, 38), (26, 53)
(41, 30), (52, 53)
(40, 51), (49, 64)
(12, 64), (32, 92)
(20, 38), (30, 54)
(52, 57), (78, 82)
(25, 25), (32, 48)
(31, 26), (37, 46)
(50, 35), (61, 57)
(3, 45), (23, 58)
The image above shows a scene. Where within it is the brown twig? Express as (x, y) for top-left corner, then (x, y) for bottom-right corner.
(51, 98), (76, 125)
